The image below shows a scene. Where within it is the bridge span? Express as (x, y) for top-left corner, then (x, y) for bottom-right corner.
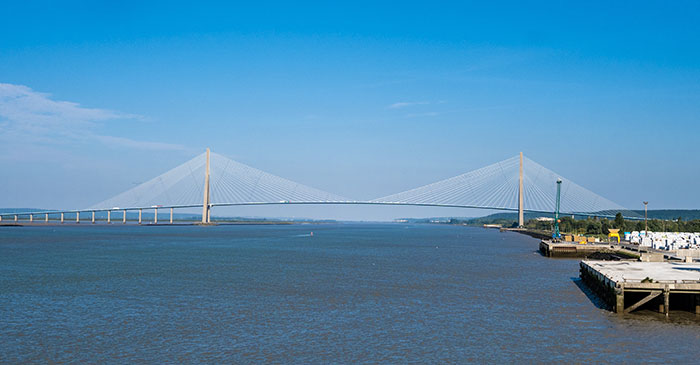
(0, 149), (639, 225)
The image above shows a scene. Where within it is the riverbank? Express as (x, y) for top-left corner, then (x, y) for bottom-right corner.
(499, 227), (552, 240)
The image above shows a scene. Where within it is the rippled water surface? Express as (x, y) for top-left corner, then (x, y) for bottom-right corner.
(1, 223), (699, 362)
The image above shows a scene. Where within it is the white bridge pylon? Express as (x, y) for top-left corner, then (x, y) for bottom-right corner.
(89, 149), (349, 219)
(370, 153), (630, 219)
(81, 149), (635, 224)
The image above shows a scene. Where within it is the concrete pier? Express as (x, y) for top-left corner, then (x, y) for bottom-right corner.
(170, 207), (173, 224)
(76, 212), (80, 223)
(45, 213), (48, 222)
(60, 212), (64, 223)
(29, 214), (33, 222)
(123, 210), (127, 224)
(540, 240), (638, 259)
(154, 208), (158, 224)
(107, 210), (111, 224)
(581, 260), (700, 315)
(138, 209), (142, 224)
(92, 211), (95, 224)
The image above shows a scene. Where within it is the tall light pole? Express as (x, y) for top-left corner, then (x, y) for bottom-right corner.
(643, 201), (648, 233)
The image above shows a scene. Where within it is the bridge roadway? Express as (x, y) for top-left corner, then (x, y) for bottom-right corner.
(0, 200), (639, 224)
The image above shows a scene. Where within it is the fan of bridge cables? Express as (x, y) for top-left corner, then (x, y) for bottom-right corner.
(89, 151), (637, 218)
(371, 155), (639, 217)
(88, 152), (347, 210)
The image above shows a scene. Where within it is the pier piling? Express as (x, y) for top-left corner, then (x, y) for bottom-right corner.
(664, 285), (670, 316)
(615, 284), (624, 314)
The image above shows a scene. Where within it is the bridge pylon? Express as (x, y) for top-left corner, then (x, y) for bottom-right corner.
(202, 148), (211, 224)
(518, 151), (524, 227)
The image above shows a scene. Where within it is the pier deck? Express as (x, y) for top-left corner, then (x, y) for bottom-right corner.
(539, 240), (638, 258)
(580, 260), (700, 315)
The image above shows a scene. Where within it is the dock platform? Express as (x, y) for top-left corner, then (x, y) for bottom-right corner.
(539, 240), (637, 258)
(580, 260), (700, 315)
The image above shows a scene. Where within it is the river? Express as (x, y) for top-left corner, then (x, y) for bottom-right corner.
(1, 223), (698, 362)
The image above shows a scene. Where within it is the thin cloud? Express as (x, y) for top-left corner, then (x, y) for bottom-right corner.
(405, 111), (440, 118)
(387, 101), (430, 109)
(0, 83), (185, 151)
(94, 135), (187, 151)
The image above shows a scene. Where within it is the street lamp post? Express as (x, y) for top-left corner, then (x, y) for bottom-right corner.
(643, 201), (648, 233)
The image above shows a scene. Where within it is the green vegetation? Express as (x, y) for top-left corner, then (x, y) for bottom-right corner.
(635, 209), (700, 220)
(448, 211), (700, 235)
(448, 212), (550, 228)
(525, 213), (700, 235)
(448, 216), (520, 228)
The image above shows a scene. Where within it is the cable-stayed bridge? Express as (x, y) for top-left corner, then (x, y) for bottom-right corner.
(0, 149), (639, 225)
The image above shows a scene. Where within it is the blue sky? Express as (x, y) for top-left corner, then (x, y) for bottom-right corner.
(1, 1), (699, 219)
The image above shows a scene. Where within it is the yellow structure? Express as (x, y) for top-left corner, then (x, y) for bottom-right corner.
(608, 229), (620, 243)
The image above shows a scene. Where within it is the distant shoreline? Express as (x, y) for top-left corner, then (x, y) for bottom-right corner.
(0, 220), (336, 227)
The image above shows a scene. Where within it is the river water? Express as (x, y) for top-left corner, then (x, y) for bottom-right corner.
(1, 223), (699, 362)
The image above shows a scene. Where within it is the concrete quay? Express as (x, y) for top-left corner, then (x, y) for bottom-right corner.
(539, 240), (638, 259)
(580, 260), (700, 315)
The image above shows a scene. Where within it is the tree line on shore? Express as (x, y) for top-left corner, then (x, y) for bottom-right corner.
(449, 212), (700, 235)
(524, 213), (700, 235)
